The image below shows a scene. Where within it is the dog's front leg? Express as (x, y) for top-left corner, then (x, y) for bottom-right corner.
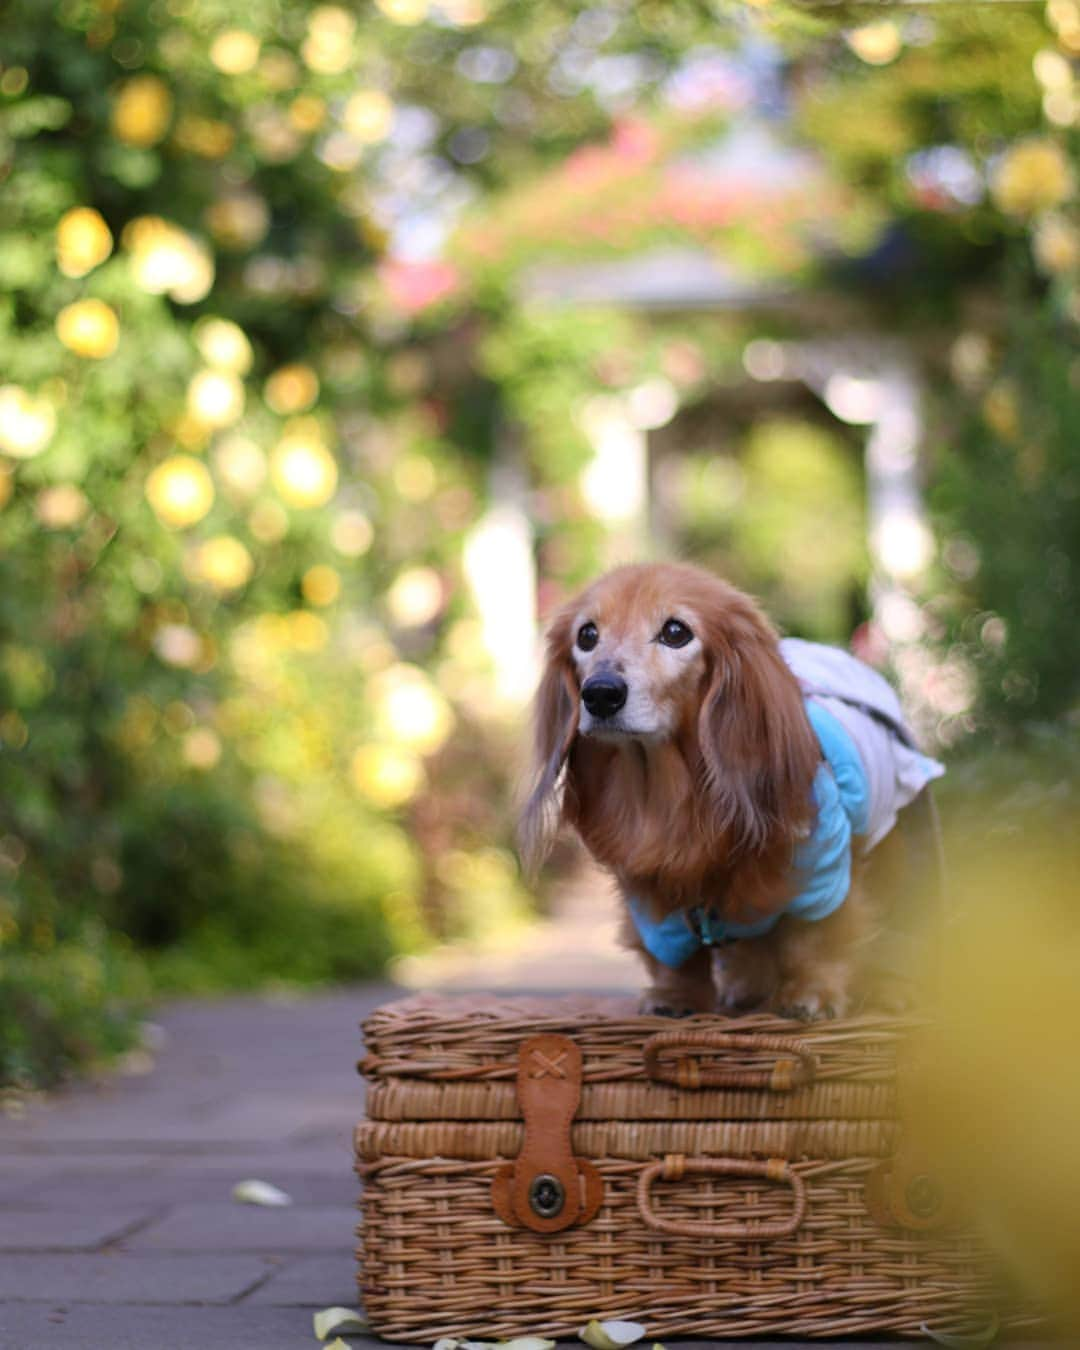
(636, 944), (717, 1017)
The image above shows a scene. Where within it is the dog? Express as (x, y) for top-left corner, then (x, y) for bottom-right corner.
(521, 562), (943, 1020)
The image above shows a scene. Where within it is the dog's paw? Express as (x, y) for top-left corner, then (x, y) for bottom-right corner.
(638, 994), (699, 1018)
(774, 982), (849, 1022)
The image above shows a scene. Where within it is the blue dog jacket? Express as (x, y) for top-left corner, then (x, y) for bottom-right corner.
(629, 640), (944, 968)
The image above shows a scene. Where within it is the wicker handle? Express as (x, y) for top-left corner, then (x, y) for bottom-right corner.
(636, 1154), (807, 1240)
(643, 1030), (817, 1091)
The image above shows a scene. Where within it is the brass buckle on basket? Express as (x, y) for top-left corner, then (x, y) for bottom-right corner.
(636, 1153), (807, 1240)
(490, 1033), (603, 1234)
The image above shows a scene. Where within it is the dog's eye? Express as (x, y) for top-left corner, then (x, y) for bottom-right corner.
(576, 622), (599, 652)
(658, 618), (693, 648)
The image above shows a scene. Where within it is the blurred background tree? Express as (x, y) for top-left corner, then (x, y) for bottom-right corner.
(1, 0), (1077, 1085)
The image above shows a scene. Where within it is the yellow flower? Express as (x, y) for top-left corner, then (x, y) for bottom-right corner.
(56, 208), (114, 278)
(1032, 213), (1080, 273)
(123, 216), (215, 304)
(194, 317), (253, 374)
(35, 484), (90, 529)
(844, 20), (902, 66)
(991, 138), (1076, 217)
(370, 663), (454, 755)
(301, 564), (341, 607)
(192, 535), (254, 592)
(270, 421), (337, 507)
(111, 75), (173, 148)
(210, 30), (261, 74)
(386, 566), (443, 628)
(0, 386), (56, 458)
(302, 6), (356, 74)
(350, 745), (425, 808)
(264, 363), (319, 415)
(343, 91), (394, 143)
(376, 0), (429, 24)
(56, 299), (119, 359)
(187, 369), (245, 428)
(146, 455), (215, 528)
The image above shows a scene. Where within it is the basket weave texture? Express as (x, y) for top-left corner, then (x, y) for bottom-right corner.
(356, 994), (1033, 1342)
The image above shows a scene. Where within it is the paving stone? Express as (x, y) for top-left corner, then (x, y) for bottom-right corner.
(123, 1201), (358, 1252)
(0, 1306), (1024, 1350)
(238, 1250), (360, 1306)
(24, 1167), (351, 1209)
(0, 1208), (156, 1251)
(0, 1303), (381, 1350)
(0, 1251), (275, 1304)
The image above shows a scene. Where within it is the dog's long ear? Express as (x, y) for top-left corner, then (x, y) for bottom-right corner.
(519, 609), (579, 876)
(697, 596), (819, 858)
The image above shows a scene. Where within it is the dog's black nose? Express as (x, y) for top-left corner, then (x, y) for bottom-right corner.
(581, 675), (628, 719)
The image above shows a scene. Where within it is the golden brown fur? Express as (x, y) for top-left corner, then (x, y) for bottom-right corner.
(522, 561), (875, 1018)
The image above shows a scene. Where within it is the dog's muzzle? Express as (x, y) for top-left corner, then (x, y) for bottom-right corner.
(581, 675), (628, 720)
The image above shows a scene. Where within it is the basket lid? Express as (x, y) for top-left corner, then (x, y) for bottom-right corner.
(359, 993), (916, 1124)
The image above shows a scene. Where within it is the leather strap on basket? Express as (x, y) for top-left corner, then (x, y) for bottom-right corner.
(636, 1153), (807, 1240)
(491, 1033), (602, 1234)
(643, 1030), (817, 1092)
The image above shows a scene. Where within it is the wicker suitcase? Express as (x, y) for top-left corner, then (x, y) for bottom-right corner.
(355, 993), (1034, 1341)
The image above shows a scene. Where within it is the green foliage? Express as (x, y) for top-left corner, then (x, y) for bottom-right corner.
(0, 927), (149, 1089)
(931, 296), (1080, 729)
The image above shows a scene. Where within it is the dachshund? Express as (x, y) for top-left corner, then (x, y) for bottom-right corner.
(521, 561), (943, 1020)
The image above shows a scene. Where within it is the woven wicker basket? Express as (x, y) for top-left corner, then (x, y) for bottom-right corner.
(356, 994), (1035, 1342)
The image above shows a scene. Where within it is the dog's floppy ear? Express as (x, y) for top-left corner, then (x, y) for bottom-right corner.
(519, 607), (579, 876)
(697, 596), (819, 858)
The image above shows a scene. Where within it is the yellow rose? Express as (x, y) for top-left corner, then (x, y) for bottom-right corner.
(56, 208), (113, 278)
(991, 139), (1076, 217)
(56, 299), (119, 359)
(112, 75), (173, 148)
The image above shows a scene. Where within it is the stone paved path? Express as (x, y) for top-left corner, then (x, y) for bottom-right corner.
(0, 873), (1042, 1348)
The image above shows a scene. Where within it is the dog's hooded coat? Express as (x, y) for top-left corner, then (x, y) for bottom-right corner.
(629, 639), (944, 968)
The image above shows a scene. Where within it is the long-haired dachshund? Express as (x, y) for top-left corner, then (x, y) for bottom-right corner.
(521, 562), (943, 1020)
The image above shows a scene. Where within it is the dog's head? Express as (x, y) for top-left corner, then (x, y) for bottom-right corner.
(520, 562), (819, 874)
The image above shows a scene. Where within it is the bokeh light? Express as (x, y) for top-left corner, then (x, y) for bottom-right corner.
(0, 386), (56, 458)
(123, 216), (214, 304)
(350, 744), (426, 808)
(210, 30), (261, 75)
(370, 663), (454, 755)
(145, 455), (215, 529)
(187, 369), (245, 428)
(301, 564), (342, 607)
(385, 565), (444, 627)
(35, 485), (90, 530)
(194, 317), (253, 374)
(270, 421), (338, 507)
(264, 364), (319, 415)
(991, 138), (1076, 216)
(56, 208), (113, 278)
(55, 299), (119, 359)
(214, 435), (266, 498)
(331, 509), (374, 557)
(111, 75), (173, 148)
(301, 6), (356, 74)
(190, 535), (254, 592)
